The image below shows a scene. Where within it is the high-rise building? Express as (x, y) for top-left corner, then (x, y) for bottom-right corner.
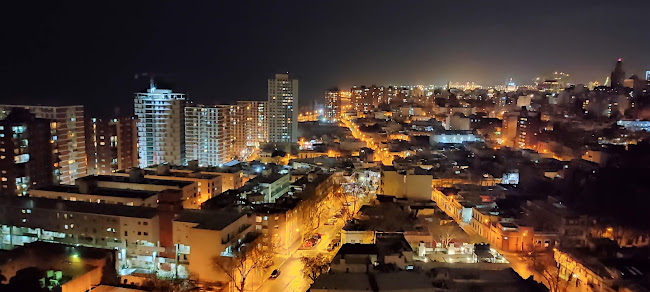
(0, 108), (55, 196)
(324, 89), (342, 122)
(85, 116), (138, 175)
(267, 73), (299, 143)
(515, 107), (541, 150)
(185, 105), (233, 166)
(610, 58), (625, 88)
(134, 85), (186, 168)
(0, 105), (87, 185)
(233, 101), (267, 159)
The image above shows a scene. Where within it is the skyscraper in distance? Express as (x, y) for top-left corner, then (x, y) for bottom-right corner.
(267, 73), (299, 143)
(610, 58), (625, 88)
(134, 84), (186, 168)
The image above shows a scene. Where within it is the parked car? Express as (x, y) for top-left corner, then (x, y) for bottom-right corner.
(270, 269), (281, 278)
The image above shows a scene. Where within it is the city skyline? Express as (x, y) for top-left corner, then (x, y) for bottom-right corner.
(3, 1), (650, 116)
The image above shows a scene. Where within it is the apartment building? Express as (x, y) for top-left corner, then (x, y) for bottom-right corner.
(268, 73), (299, 143)
(134, 86), (186, 167)
(0, 109), (55, 196)
(75, 174), (200, 209)
(29, 185), (161, 207)
(0, 105), (87, 185)
(173, 210), (252, 282)
(111, 166), (222, 206)
(185, 105), (234, 166)
(85, 116), (138, 175)
(0, 196), (161, 269)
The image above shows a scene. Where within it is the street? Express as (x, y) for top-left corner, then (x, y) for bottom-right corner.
(341, 114), (394, 165)
(255, 220), (344, 292)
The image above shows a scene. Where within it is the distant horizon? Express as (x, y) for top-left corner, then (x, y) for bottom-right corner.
(3, 1), (649, 116)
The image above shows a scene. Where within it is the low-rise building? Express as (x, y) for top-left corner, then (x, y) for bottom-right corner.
(112, 165), (222, 206)
(379, 166), (432, 201)
(29, 185), (161, 207)
(0, 196), (163, 270)
(0, 241), (117, 292)
(173, 209), (253, 282)
(76, 174), (199, 209)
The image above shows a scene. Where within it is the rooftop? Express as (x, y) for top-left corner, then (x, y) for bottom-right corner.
(93, 175), (194, 187)
(0, 196), (158, 219)
(118, 169), (219, 180)
(337, 243), (379, 255)
(174, 209), (245, 231)
(34, 185), (158, 200)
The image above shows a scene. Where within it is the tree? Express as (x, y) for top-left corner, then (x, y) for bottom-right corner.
(301, 254), (330, 282)
(257, 237), (277, 269)
(423, 218), (460, 249)
(525, 250), (576, 292)
(212, 238), (267, 292)
(435, 224), (459, 249)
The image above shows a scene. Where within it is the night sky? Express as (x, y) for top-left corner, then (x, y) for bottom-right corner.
(2, 1), (650, 116)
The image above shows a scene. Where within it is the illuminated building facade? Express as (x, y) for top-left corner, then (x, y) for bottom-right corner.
(134, 86), (186, 168)
(185, 105), (233, 167)
(85, 116), (138, 175)
(515, 108), (541, 150)
(0, 104), (87, 185)
(324, 89), (342, 122)
(233, 101), (267, 159)
(268, 73), (299, 143)
(0, 109), (55, 196)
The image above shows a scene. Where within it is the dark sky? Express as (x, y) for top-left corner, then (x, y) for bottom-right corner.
(2, 1), (650, 116)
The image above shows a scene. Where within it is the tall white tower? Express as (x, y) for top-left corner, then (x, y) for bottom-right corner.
(267, 73), (299, 143)
(134, 84), (186, 167)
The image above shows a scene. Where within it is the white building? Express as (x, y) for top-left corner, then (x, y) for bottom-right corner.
(185, 105), (233, 167)
(134, 85), (186, 168)
(268, 73), (299, 143)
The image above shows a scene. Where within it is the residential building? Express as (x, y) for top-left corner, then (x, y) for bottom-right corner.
(0, 109), (55, 196)
(521, 197), (590, 248)
(185, 105), (233, 166)
(0, 196), (162, 270)
(0, 104), (87, 185)
(515, 108), (541, 150)
(143, 164), (243, 193)
(29, 185), (163, 208)
(247, 171), (291, 203)
(134, 85), (186, 168)
(75, 173), (200, 209)
(0, 241), (117, 292)
(85, 116), (138, 175)
(324, 89), (342, 122)
(379, 166), (432, 201)
(111, 165), (222, 205)
(233, 101), (267, 159)
(267, 73), (299, 143)
(445, 113), (470, 130)
(172, 209), (253, 282)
